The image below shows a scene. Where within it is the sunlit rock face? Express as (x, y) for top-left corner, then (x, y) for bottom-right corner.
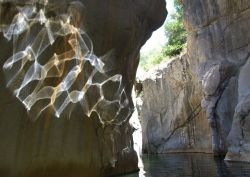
(0, 0), (167, 176)
(183, 0), (250, 161)
(141, 55), (212, 153)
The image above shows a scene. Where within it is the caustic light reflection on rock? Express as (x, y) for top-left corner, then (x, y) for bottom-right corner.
(0, 0), (132, 124)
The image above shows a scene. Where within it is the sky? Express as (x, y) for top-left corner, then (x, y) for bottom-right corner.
(141, 0), (175, 53)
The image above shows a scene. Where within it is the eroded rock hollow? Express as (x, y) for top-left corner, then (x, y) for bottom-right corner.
(0, 0), (167, 177)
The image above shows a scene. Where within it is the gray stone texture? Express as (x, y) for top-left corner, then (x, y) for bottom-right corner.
(141, 55), (212, 154)
(140, 0), (250, 163)
(183, 0), (250, 161)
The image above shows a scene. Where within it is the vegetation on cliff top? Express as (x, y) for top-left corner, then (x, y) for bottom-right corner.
(140, 0), (186, 70)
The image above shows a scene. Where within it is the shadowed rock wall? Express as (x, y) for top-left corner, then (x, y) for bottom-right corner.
(0, 0), (167, 176)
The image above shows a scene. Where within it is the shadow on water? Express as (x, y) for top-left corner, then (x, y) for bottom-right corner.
(118, 153), (250, 177)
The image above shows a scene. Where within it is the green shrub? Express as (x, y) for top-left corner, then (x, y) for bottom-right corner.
(164, 0), (187, 57)
(139, 0), (186, 70)
(139, 48), (167, 70)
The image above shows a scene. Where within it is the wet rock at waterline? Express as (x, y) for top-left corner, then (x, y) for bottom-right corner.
(0, 0), (167, 177)
(184, 0), (250, 161)
(226, 59), (250, 162)
(140, 55), (212, 154)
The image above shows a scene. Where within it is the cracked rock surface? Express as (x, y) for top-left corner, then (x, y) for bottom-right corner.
(136, 0), (250, 162)
(140, 55), (212, 153)
(184, 0), (250, 161)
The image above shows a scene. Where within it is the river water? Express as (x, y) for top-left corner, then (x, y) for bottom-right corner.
(118, 153), (250, 177)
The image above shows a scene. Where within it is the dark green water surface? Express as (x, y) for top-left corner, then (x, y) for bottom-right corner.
(118, 153), (250, 177)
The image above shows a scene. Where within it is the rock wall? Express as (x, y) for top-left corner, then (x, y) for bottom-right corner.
(183, 0), (250, 161)
(136, 0), (250, 163)
(0, 1), (167, 177)
(141, 55), (212, 153)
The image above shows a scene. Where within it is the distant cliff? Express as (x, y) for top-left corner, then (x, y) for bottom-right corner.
(140, 55), (212, 154)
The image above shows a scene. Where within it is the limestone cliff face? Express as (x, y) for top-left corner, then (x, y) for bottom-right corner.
(183, 0), (250, 161)
(140, 0), (250, 162)
(141, 55), (212, 154)
(0, 1), (167, 177)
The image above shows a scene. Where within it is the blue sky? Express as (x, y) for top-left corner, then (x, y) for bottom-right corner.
(141, 0), (175, 53)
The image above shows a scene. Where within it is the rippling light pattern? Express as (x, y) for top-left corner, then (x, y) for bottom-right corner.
(0, 0), (132, 124)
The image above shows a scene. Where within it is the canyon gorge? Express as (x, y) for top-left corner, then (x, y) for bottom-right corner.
(1, 0), (250, 177)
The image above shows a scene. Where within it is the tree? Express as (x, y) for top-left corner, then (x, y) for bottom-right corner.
(164, 0), (186, 56)
(139, 0), (187, 70)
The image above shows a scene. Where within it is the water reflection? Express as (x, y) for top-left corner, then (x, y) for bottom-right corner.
(118, 153), (250, 177)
